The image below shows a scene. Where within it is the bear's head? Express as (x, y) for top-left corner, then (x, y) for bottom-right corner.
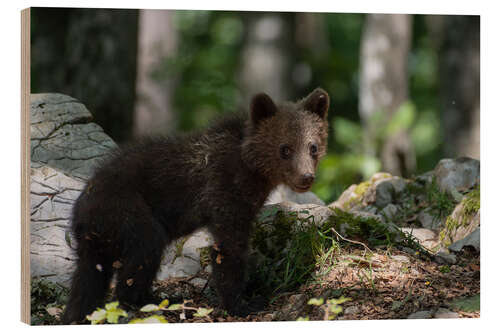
(242, 88), (329, 193)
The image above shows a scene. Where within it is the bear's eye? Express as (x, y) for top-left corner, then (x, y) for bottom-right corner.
(310, 143), (318, 156)
(280, 144), (292, 159)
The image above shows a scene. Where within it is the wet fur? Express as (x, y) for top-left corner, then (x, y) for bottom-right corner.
(62, 88), (329, 324)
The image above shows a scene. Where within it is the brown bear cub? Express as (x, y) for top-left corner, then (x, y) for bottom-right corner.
(62, 88), (330, 324)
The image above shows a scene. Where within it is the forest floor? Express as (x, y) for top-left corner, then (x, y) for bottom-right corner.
(31, 245), (480, 324)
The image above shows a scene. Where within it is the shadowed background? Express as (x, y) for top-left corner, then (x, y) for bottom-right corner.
(30, 8), (479, 203)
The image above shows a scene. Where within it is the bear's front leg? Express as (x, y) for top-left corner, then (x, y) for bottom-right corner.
(209, 221), (254, 316)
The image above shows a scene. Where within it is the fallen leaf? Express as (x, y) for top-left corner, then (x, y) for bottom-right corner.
(126, 278), (134, 286)
(216, 253), (224, 264)
(46, 307), (62, 317)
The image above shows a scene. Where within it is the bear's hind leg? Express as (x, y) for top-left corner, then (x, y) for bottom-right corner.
(62, 256), (113, 324)
(114, 220), (167, 308)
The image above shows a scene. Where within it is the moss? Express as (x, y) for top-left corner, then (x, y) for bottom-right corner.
(427, 177), (456, 220)
(354, 181), (371, 196)
(172, 237), (188, 263)
(463, 186), (480, 217)
(198, 246), (211, 268)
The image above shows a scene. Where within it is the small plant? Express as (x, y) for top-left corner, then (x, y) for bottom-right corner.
(307, 296), (352, 320)
(86, 302), (128, 324)
(427, 178), (455, 219)
(132, 299), (214, 323)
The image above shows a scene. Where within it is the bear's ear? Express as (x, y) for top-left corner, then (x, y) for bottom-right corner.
(302, 88), (329, 119)
(250, 93), (278, 126)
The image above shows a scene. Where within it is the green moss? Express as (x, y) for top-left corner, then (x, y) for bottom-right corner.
(354, 181), (371, 196)
(172, 237), (188, 263)
(198, 246), (211, 268)
(463, 186), (480, 217)
(427, 178), (455, 220)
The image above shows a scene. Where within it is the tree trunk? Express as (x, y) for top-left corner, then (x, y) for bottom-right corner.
(436, 15), (480, 159)
(30, 8), (138, 143)
(133, 9), (178, 137)
(239, 13), (292, 103)
(359, 14), (415, 177)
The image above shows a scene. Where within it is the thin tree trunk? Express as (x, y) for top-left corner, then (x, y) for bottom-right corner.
(359, 14), (415, 177)
(437, 15), (480, 159)
(134, 9), (177, 137)
(239, 13), (292, 103)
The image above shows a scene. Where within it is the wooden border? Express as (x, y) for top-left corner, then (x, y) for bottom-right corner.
(21, 7), (31, 325)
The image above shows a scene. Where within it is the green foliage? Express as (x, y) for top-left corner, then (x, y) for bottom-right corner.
(450, 294), (480, 312)
(30, 278), (68, 325)
(307, 296), (351, 320)
(463, 186), (480, 217)
(130, 315), (168, 324)
(158, 11), (245, 131)
(427, 178), (456, 220)
(86, 301), (128, 324)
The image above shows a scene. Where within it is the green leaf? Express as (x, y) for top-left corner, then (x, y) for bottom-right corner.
(327, 296), (351, 305)
(391, 300), (403, 311)
(450, 294), (480, 312)
(167, 303), (183, 311)
(86, 308), (107, 325)
(296, 316), (309, 321)
(105, 301), (120, 311)
(307, 297), (324, 306)
(106, 308), (127, 324)
(158, 299), (170, 309)
(193, 307), (214, 317)
(140, 304), (160, 312)
(130, 315), (168, 324)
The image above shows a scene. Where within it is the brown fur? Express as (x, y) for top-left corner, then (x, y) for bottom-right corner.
(62, 88), (330, 324)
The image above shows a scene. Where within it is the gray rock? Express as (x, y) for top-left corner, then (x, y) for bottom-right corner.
(158, 256), (201, 279)
(181, 229), (214, 261)
(387, 177), (407, 196)
(344, 305), (360, 315)
(415, 171), (434, 185)
(417, 209), (442, 230)
(449, 227), (480, 252)
(374, 180), (395, 208)
(392, 255), (410, 263)
(434, 158), (480, 195)
(381, 204), (399, 221)
(30, 165), (85, 287)
(407, 310), (432, 319)
(261, 202), (332, 226)
(434, 308), (460, 319)
(30, 93), (117, 181)
(265, 184), (325, 205)
(189, 277), (208, 289)
(435, 251), (457, 265)
(440, 197), (480, 251)
(401, 228), (440, 250)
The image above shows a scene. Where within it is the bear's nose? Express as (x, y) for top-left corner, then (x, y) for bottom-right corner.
(301, 173), (315, 186)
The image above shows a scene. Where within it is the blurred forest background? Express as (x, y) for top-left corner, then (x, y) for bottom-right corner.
(31, 8), (480, 203)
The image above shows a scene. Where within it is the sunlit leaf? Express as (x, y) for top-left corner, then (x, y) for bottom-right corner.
(105, 301), (119, 311)
(86, 308), (106, 325)
(193, 307), (214, 317)
(159, 299), (170, 309)
(106, 308), (128, 324)
(307, 297), (324, 306)
(130, 315), (168, 324)
(167, 303), (183, 311)
(140, 304), (160, 312)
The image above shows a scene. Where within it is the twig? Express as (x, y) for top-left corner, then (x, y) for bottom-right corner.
(330, 227), (373, 256)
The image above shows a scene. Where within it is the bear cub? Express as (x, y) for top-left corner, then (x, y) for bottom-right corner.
(62, 88), (330, 324)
